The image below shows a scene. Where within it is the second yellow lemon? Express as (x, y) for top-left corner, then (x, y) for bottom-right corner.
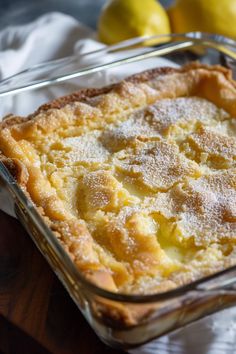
(169, 0), (236, 40)
(98, 0), (171, 45)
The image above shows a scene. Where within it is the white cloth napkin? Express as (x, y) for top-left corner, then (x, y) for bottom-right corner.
(0, 12), (236, 354)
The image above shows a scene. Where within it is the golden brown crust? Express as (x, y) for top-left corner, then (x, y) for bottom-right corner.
(0, 154), (29, 185)
(1, 62), (236, 326)
(30, 63), (236, 115)
(31, 67), (177, 114)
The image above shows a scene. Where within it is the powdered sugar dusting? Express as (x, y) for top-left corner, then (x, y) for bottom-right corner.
(63, 131), (110, 164)
(116, 141), (200, 191)
(100, 110), (161, 152)
(151, 171), (236, 246)
(187, 126), (236, 164)
(147, 97), (229, 131)
(100, 97), (230, 152)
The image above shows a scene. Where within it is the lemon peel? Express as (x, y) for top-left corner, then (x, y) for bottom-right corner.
(168, 0), (236, 40)
(98, 0), (170, 45)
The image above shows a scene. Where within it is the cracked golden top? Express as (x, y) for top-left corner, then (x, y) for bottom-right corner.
(1, 63), (236, 294)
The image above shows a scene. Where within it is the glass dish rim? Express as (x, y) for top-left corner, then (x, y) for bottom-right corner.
(1, 31), (236, 97)
(1, 32), (236, 304)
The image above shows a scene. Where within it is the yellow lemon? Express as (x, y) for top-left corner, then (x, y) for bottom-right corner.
(168, 0), (236, 39)
(98, 0), (171, 45)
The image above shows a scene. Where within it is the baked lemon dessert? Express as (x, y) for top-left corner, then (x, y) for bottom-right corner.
(0, 63), (236, 295)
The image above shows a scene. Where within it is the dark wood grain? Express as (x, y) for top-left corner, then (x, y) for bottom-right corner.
(0, 210), (125, 354)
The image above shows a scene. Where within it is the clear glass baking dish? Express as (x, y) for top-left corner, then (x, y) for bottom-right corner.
(1, 32), (236, 350)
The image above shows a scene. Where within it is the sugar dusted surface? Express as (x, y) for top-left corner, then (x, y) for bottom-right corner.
(2, 82), (236, 294)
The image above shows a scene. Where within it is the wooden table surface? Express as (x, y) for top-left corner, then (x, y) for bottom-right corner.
(0, 209), (125, 354)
